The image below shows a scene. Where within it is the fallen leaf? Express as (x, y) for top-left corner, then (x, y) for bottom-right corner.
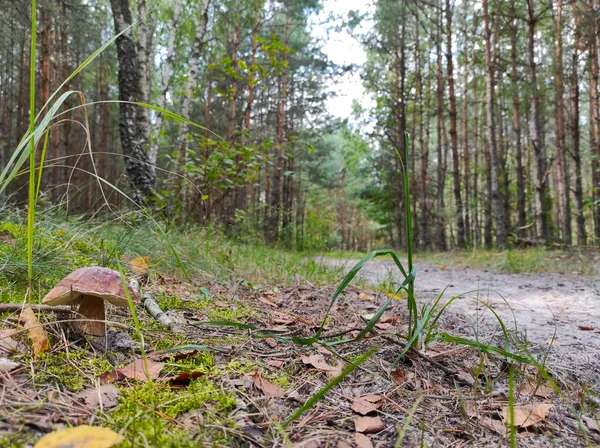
(518, 382), (554, 399)
(584, 417), (599, 433)
(247, 372), (285, 397)
(161, 371), (205, 383)
(439, 265), (446, 271)
(386, 292), (403, 300)
(578, 325), (595, 331)
(464, 400), (478, 418)
(129, 256), (149, 274)
(502, 403), (553, 428)
(351, 395), (383, 415)
(301, 354), (343, 379)
(73, 384), (121, 411)
(264, 338), (278, 348)
(20, 307), (50, 358)
(0, 357), (21, 372)
(33, 425), (124, 448)
(354, 433), (374, 448)
(353, 416), (385, 433)
(359, 292), (374, 301)
(480, 416), (506, 435)
(257, 295), (282, 308)
(456, 371), (475, 386)
(102, 358), (164, 383)
(267, 360), (284, 368)
(391, 368), (407, 385)
(0, 329), (23, 355)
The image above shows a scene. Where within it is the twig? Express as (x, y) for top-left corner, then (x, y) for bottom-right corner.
(0, 304), (72, 313)
(142, 291), (182, 333)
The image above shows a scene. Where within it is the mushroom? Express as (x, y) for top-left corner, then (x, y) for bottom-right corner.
(43, 266), (139, 336)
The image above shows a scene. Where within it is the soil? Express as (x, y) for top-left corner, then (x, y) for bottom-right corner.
(317, 256), (600, 389)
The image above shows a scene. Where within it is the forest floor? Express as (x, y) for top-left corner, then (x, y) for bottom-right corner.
(1, 218), (599, 447)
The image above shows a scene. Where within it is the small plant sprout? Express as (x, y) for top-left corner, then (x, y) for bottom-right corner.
(42, 266), (140, 336)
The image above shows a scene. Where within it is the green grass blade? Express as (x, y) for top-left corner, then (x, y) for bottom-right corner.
(283, 346), (377, 428)
(27, 0), (37, 286)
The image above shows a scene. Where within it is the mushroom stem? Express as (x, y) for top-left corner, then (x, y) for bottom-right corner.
(73, 295), (106, 336)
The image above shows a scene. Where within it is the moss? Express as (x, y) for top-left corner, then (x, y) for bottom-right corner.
(34, 350), (114, 392)
(107, 379), (237, 447)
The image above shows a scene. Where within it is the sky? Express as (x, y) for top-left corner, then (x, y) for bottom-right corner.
(311, 0), (374, 120)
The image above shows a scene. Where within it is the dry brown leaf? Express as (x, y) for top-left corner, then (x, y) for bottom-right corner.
(258, 295), (282, 308)
(102, 358), (164, 383)
(301, 354), (343, 379)
(480, 417), (506, 435)
(264, 338), (278, 348)
(518, 382), (554, 399)
(584, 417), (599, 433)
(502, 403), (553, 428)
(247, 372), (285, 397)
(391, 368), (408, 385)
(33, 425), (123, 448)
(353, 416), (385, 433)
(74, 384), (121, 411)
(456, 371), (475, 386)
(20, 307), (50, 358)
(129, 256), (149, 274)
(267, 360), (284, 368)
(578, 325), (595, 331)
(351, 395), (382, 415)
(0, 230), (17, 246)
(354, 433), (374, 448)
(464, 400), (478, 418)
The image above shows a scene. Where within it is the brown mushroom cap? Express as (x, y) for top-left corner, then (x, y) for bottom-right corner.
(43, 266), (139, 307)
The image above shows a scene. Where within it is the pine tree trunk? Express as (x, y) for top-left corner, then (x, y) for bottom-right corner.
(571, 3), (586, 245)
(527, 0), (550, 242)
(445, 0), (465, 248)
(436, 9), (447, 251)
(482, 0), (507, 248)
(510, 6), (526, 237)
(553, 0), (572, 244)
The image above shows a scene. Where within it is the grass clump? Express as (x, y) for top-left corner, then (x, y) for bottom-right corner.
(420, 247), (595, 275)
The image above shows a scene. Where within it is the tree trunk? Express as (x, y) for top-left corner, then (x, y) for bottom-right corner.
(482, 0), (507, 248)
(109, 0), (155, 203)
(177, 0), (210, 161)
(527, 0), (550, 242)
(445, 0), (465, 248)
(436, 8), (447, 251)
(571, 2), (586, 245)
(510, 5), (526, 237)
(553, 0), (572, 244)
(148, 0), (182, 168)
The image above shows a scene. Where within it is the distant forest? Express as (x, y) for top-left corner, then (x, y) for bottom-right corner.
(1, 0), (599, 252)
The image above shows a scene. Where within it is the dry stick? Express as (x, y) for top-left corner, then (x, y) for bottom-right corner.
(142, 291), (182, 333)
(0, 304), (72, 313)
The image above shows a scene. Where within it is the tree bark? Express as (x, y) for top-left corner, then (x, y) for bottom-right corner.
(553, 0), (572, 244)
(570, 2), (586, 245)
(483, 0), (507, 248)
(527, 0), (550, 242)
(177, 0), (210, 162)
(109, 0), (155, 203)
(435, 8), (447, 251)
(148, 0), (182, 168)
(509, 5), (526, 237)
(445, 0), (465, 248)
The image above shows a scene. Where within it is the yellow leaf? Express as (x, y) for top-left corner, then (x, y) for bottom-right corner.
(34, 425), (124, 448)
(386, 293), (403, 300)
(130, 256), (149, 274)
(20, 307), (50, 358)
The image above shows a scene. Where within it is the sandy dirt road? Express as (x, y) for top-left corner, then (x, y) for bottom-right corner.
(318, 256), (600, 387)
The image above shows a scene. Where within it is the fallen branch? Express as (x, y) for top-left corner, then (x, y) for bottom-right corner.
(142, 292), (183, 333)
(0, 304), (72, 313)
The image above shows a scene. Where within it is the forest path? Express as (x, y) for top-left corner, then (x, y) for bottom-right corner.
(317, 256), (600, 387)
